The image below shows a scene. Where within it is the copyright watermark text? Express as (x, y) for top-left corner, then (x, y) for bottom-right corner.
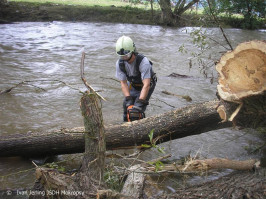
(5, 189), (84, 197)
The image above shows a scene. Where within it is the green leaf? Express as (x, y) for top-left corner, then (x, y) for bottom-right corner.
(148, 161), (155, 165)
(148, 129), (154, 144)
(155, 161), (164, 172)
(157, 147), (165, 154)
(141, 144), (151, 148)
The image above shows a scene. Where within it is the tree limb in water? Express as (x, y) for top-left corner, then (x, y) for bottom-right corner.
(0, 79), (82, 95)
(162, 90), (192, 102)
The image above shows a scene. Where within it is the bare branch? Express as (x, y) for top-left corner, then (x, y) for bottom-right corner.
(0, 79), (82, 95)
(206, 0), (233, 50)
(80, 52), (106, 101)
(162, 90), (192, 102)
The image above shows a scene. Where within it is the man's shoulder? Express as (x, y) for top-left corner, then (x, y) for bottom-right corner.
(138, 56), (151, 67)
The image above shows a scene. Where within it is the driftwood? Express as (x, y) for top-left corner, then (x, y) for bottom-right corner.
(121, 155), (172, 198)
(121, 164), (146, 198)
(161, 90), (192, 102)
(167, 73), (192, 78)
(146, 158), (259, 172)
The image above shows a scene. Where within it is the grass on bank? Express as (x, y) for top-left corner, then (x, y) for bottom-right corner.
(3, 0), (207, 26)
(3, 0), (163, 25)
(9, 0), (161, 9)
(3, 0), (265, 28)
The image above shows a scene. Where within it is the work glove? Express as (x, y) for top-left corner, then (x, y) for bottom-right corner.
(125, 96), (134, 108)
(133, 99), (149, 112)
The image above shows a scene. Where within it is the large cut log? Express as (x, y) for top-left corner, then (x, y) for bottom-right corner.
(0, 100), (232, 157)
(216, 40), (265, 102)
(216, 40), (266, 127)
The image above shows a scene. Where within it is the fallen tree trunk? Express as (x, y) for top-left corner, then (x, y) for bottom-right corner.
(0, 100), (232, 157)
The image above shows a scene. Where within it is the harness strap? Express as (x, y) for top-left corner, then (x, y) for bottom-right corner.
(119, 53), (155, 90)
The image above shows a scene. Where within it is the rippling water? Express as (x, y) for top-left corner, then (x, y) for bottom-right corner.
(0, 22), (265, 191)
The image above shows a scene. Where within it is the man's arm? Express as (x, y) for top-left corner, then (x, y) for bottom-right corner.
(120, 80), (130, 97)
(139, 78), (150, 100)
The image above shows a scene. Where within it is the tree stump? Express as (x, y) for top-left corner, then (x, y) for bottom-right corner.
(31, 92), (106, 198)
(77, 91), (106, 196)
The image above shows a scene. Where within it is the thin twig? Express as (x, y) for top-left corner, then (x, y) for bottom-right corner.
(145, 154), (172, 166)
(32, 161), (39, 168)
(100, 76), (120, 83)
(206, 0), (233, 50)
(0, 79), (83, 95)
(80, 52), (106, 101)
(162, 90), (192, 102)
(155, 98), (176, 108)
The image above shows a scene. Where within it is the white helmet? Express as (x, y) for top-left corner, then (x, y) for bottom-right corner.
(116, 36), (136, 57)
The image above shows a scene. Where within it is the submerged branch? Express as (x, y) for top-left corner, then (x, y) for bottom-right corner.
(0, 79), (82, 95)
(162, 90), (192, 102)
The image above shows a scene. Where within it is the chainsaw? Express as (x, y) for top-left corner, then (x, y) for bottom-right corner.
(127, 105), (145, 122)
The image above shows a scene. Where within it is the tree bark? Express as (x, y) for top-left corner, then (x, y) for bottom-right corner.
(158, 0), (175, 25)
(30, 91), (106, 199)
(158, 0), (199, 25)
(173, 0), (200, 16)
(0, 100), (232, 157)
(77, 91), (106, 194)
(146, 158), (258, 172)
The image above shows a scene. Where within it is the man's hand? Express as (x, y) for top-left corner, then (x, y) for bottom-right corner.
(125, 96), (134, 108)
(133, 99), (149, 112)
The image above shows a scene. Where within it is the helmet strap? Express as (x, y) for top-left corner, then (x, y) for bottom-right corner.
(127, 53), (135, 63)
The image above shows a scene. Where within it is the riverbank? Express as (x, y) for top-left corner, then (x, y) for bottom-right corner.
(0, 1), (159, 25)
(1, 1), (264, 28)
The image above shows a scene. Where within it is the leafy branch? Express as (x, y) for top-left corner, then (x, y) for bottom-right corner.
(141, 129), (166, 171)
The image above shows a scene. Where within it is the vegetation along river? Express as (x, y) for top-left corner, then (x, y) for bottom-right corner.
(0, 22), (265, 194)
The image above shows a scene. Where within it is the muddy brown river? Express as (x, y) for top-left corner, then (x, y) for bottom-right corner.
(0, 22), (265, 195)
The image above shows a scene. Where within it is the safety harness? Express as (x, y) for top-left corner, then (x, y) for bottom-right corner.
(119, 53), (155, 91)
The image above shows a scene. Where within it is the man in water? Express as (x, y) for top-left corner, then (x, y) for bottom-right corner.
(115, 35), (157, 122)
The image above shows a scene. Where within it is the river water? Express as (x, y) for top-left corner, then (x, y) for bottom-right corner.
(0, 22), (265, 194)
